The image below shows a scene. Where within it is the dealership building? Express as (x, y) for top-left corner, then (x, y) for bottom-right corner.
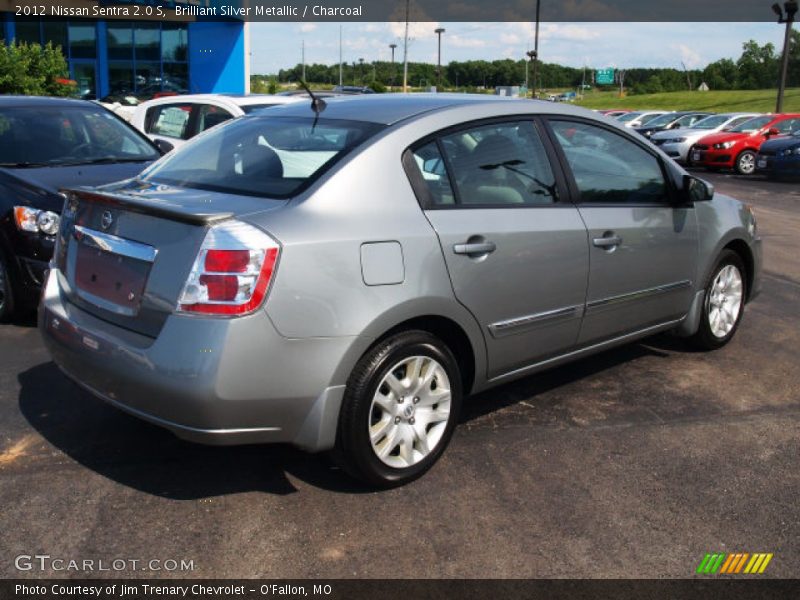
(0, 0), (249, 98)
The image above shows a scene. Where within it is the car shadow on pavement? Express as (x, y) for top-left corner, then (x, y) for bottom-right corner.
(18, 337), (675, 498)
(17, 362), (373, 498)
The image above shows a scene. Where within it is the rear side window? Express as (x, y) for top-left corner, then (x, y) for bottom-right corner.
(146, 103), (193, 139)
(549, 120), (668, 205)
(142, 116), (383, 198)
(196, 104), (234, 133)
(411, 120), (558, 207)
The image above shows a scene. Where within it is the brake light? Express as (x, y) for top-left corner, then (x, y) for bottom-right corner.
(177, 221), (280, 316)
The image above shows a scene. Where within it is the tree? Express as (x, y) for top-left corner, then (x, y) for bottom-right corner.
(0, 41), (73, 96)
(737, 39), (779, 89)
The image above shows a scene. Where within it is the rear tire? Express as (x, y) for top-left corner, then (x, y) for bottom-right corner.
(688, 250), (746, 350)
(334, 330), (462, 488)
(735, 150), (756, 176)
(0, 250), (17, 323)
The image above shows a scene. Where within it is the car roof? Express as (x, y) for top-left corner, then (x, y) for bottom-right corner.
(137, 94), (302, 107)
(250, 93), (551, 125)
(0, 96), (97, 108)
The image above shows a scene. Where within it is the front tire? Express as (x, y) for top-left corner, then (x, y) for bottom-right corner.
(334, 330), (462, 488)
(735, 150), (756, 175)
(689, 250), (746, 350)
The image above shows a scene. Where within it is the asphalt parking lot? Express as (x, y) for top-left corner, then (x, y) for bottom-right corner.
(1, 171), (798, 579)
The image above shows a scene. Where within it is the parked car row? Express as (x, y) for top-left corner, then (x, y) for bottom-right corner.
(2, 92), (763, 487)
(600, 108), (800, 177)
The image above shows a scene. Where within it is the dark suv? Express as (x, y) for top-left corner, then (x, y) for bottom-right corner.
(0, 97), (161, 321)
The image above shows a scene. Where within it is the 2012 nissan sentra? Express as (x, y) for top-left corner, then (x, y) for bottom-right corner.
(39, 94), (762, 487)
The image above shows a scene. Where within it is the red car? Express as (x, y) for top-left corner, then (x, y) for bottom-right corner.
(692, 113), (800, 175)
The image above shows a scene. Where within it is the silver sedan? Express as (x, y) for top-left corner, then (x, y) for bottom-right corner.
(40, 95), (762, 487)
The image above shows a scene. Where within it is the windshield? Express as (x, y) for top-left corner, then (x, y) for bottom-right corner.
(692, 115), (729, 129)
(142, 116), (384, 198)
(0, 105), (159, 167)
(641, 113), (677, 128)
(730, 116), (773, 133)
(616, 112), (642, 123)
(638, 113), (665, 125)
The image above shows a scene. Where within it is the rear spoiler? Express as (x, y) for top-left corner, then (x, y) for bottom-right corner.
(60, 187), (234, 226)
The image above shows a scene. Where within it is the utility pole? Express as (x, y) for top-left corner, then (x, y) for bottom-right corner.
(338, 26), (343, 87)
(435, 27), (445, 90)
(773, 1), (798, 113)
(532, 0), (541, 99)
(402, 0), (410, 93)
(389, 43), (397, 89)
(681, 61), (692, 91)
(618, 69), (626, 97)
(359, 57), (364, 86)
(301, 40), (305, 82)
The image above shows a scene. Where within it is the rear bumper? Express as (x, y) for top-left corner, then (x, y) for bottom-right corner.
(39, 269), (363, 451)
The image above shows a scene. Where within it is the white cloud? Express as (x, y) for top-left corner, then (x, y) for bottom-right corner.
(298, 23), (317, 33)
(448, 34), (487, 49)
(389, 21), (441, 40)
(500, 33), (521, 45)
(675, 43), (704, 69)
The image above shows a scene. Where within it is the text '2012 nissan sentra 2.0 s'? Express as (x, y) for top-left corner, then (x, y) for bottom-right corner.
(39, 94), (762, 487)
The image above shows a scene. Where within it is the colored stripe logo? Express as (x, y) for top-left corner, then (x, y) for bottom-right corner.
(696, 552), (773, 574)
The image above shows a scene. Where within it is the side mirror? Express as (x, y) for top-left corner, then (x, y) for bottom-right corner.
(683, 174), (714, 204)
(154, 138), (174, 155)
(766, 127), (780, 137)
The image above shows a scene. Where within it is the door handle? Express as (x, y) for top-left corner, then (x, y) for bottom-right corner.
(592, 235), (623, 248)
(453, 241), (496, 255)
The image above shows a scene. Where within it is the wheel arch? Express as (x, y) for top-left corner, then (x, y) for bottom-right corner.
(330, 299), (487, 398)
(723, 238), (755, 301)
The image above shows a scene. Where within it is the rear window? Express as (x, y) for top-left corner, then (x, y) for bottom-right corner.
(240, 104), (280, 114)
(141, 116), (383, 198)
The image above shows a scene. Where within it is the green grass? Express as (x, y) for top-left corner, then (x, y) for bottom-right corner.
(575, 88), (800, 113)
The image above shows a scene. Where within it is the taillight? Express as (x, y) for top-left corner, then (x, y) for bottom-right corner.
(177, 221), (280, 316)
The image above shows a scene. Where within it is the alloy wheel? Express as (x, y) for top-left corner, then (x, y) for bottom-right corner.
(737, 152), (756, 175)
(707, 264), (743, 338)
(368, 355), (452, 468)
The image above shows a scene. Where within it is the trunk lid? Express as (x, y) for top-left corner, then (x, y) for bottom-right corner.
(56, 179), (285, 337)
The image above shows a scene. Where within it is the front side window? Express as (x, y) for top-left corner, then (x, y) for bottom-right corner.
(550, 120), (668, 204)
(142, 116), (383, 198)
(438, 121), (558, 206)
(774, 118), (800, 134)
(146, 104), (193, 139)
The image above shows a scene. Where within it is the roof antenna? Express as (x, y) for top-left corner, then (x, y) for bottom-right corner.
(297, 79), (326, 115)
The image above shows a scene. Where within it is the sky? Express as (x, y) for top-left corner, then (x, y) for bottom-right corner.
(249, 22), (787, 75)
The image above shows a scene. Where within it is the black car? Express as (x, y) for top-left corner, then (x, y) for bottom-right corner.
(0, 96), (162, 321)
(634, 111), (714, 139)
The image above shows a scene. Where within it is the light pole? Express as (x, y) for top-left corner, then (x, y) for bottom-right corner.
(435, 27), (445, 90)
(389, 43), (397, 89)
(532, 0), (541, 99)
(359, 57), (364, 86)
(773, 1), (798, 113)
(526, 50), (537, 98)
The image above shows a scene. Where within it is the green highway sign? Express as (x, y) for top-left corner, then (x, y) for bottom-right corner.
(596, 68), (615, 85)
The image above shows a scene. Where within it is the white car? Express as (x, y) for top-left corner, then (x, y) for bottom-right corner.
(649, 112), (762, 164)
(615, 110), (670, 128)
(130, 94), (303, 152)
